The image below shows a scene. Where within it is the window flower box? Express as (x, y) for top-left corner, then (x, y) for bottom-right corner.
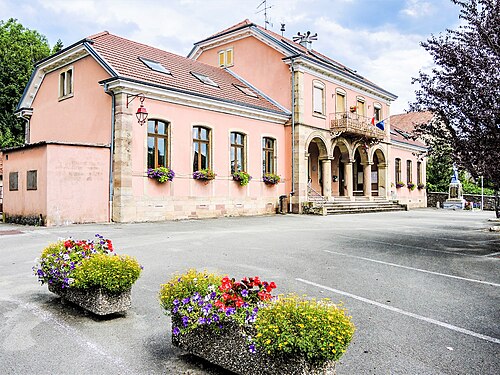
(417, 183), (426, 190)
(159, 270), (354, 375)
(232, 171), (252, 186)
(407, 182), (416, 191)
(193, 168), (216, 181)
(396, 181), (405, 188)
(147, 166), (175, 183)
(34, 235), (142, 316)
(263, 173), (281, 185)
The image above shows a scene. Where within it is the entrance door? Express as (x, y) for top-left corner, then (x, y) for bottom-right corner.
(339, 161), (345, 196)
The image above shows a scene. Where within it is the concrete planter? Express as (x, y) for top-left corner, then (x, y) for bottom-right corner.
(48, 283), (132, 315)
(171, 316), (336, 375)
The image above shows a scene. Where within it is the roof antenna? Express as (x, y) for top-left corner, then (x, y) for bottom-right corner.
(293, 31), (318, 50)
(280, 23), (286, 37)
(256, 0), (273, 29)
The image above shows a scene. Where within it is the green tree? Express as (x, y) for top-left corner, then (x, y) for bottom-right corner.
(426, 140), (454, 192)
(0, 19), (56, 148)
(412, 0), (500, 217)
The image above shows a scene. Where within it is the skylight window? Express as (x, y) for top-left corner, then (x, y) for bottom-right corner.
(139, 57), (171, 75)
(234, 84), (258, 98)
(191, 72), (219, 87)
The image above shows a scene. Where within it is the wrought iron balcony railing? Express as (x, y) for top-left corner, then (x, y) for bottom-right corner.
(330, 112), (385, 140)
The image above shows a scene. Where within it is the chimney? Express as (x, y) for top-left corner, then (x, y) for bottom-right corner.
(293, 31), (318, 50)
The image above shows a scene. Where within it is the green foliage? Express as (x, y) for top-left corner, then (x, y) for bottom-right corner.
(193, 169), (216, 181)
(71, 254), (142, 292)
(159, 269), (222, 310)
(459, 172), (496, 195)
(254, 294), (355, 363)
(263, 173), (281, 185)
(0, 19), (57, 147)
(426, 141), (454, 192)
(232, 171), (252, 186)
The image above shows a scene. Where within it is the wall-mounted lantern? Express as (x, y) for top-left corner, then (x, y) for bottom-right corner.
(126, 93), (148, 126)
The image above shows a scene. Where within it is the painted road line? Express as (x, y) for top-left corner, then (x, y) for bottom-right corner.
(323, 250), (500, 287)
(296, 278), (500, 345)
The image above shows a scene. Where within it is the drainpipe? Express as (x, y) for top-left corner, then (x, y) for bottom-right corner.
(103, 83), (115, 223)
(289, 57), (296, 213)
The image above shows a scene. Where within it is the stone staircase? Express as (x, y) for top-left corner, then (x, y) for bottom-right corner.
(309, 196), (406, 215)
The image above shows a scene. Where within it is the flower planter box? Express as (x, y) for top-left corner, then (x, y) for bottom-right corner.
(48, 283), (132, 315)
(171, 316), (336, 375)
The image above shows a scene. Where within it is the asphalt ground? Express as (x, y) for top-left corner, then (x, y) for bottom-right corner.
(0, 208), (499, 375)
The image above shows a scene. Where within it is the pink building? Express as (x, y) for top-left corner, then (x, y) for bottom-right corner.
(3, 20), (426, 225)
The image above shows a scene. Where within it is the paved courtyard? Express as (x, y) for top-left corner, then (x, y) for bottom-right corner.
(0, 209), (499, 374)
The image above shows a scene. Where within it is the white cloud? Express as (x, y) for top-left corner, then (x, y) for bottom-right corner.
(313, 17), (433, 114)
(401, 0), (434, 18)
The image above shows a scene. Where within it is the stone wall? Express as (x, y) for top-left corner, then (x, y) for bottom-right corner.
(427, 192), (496, 210)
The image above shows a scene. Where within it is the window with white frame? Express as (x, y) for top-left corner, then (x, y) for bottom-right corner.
(59, 67), (73, 99)
(313, 81), (325, 115)
(262, 137), (276, 175)
(356, 97), (366, 117)
(336, 89), (346, 113)
(230, 132), (246, 173)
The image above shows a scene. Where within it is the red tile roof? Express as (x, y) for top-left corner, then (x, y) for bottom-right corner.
(88, 32), (286, 114)
(389, 112), (433, 148)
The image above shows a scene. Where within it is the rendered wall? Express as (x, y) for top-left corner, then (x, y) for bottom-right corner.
(195, 36), (292, 110)
(389, 144), (427, 208)
(113, 94), (288, 222)
(29, 56), (112, 145)
(2, 146), (47, 224)
(45, 144), (110, 225)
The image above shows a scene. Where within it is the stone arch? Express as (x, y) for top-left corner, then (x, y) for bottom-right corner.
(331, 137), (351, 161)
(306, 135), (329, 194)
(330, 137), (352, 197)
(369, 146), (388, 198)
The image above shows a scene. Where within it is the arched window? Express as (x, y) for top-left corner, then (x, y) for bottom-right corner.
(262, 137), (276, 174)
(147, 119), (169, 169)
(193, 126), (211, 171)
(230, 132), (246, 173)
(395, 158), (401, 183)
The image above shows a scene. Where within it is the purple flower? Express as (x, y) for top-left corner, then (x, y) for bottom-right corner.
(202, 303), (212, 316)
(181, 316), (189, 327)
(198, 317), (207, 325)
(241, 289), (249, 297)
(210, 291), (217, 300)
(248, 344), (256, 353)
(182, 297), (190, 305)
(211, 314), (220, 323)
(192, 292), (201, 301)
(172, 306), (179, 314)
(172, 327), (180, 336)
(225, 307), (236, 316)
(173, 299), (180, 306)
(187, 306), (193, 312)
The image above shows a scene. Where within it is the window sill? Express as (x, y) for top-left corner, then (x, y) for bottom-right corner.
(58, 93), (74, 102)
(312, 113), (326, 119)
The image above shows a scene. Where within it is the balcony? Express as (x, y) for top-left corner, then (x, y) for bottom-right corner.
(330, 112), (385, 140)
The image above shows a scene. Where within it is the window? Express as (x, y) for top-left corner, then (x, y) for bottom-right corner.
(191, 72), (219, 87)
(27, 170), (37, 190)
(59, 67), (73, 99)
(374, 103), (382, 122)
(234, 84), (258, 98)
(262, 137), (276, 174)
(147, 120), (169, 169)
(395, 158), (401, 183)
(9, 172), (18, 191)
(313, 81), (325, 115)
(139, 57), (171, 75)
(336, 90), (346, 113)
(230, 132), (246, 173)
(417, 161), (422, 185)
(193, 126), (211, 171)
(356, 97), (366, 117)
(218, 48), (234, 67)
(407, 160), (412, 184)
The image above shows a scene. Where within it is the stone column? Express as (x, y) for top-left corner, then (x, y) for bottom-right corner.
(344, 160), (354, 201)
(321, 159), (332, 199)
(363, 162), (373, 200)
(112, 92), (136, 222)
(378, 162), (388, 199)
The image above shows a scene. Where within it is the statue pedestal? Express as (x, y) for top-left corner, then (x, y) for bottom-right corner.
(443, 199), (465, 210)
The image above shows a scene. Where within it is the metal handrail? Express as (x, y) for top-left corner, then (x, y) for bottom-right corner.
(307, 182), (328, 206)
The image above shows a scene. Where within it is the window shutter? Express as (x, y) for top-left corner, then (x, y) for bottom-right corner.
(313, 86), (323, 114)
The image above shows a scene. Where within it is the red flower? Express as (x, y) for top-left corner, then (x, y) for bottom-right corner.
(64, 240), (72, 249)
(269, 281), (277, 289)
(252, 276), (261, 286)
(106, 239), (113, 251)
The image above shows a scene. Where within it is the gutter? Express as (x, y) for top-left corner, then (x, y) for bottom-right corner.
(103, 83), (116, 223)
(289, 55), (299, 213)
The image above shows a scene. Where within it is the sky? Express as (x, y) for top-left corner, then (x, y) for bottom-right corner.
(0, 0), (462, 114)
